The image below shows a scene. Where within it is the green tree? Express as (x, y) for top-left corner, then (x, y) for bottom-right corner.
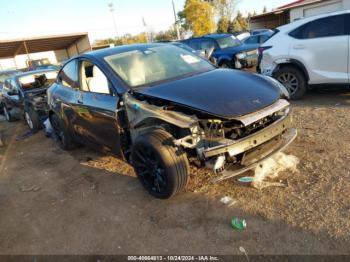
(217, 17), (229, 33)
(183, 0), (215, 36)
(236, 10), (248, 31)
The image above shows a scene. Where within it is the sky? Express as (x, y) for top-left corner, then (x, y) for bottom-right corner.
(0, 0), (292, 42)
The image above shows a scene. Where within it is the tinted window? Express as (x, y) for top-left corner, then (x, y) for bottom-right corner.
(200, 39), (216, 50)
(58, 60), (78, 88)
(186, 39), (201, 50)
(289, 15), (345, 39)
(245, 36), (259, 44)
(260, 35), (270, 43)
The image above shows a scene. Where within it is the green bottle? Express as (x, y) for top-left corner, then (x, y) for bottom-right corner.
(231, 218), (246, 230)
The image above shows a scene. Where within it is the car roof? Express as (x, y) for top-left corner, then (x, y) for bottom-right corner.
(277, 9), (350, 32)
(85, 43), (166, 59)
(203, 33), (232, 39)
(0, 70), (19, 75)
(14, 69), (57, 79)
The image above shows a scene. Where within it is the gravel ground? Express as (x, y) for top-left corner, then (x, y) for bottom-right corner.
(76, 88), (350, 241)
(0, 88), (349, 255)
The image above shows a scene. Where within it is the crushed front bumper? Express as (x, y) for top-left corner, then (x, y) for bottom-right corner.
(203, 114), (292, 158)
(212, 127), (297, 182)
(199, 114), (297, 182)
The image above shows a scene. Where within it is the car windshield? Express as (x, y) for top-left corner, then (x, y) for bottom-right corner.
(104, 45), (215, 87)
(216, 36), (241, 49)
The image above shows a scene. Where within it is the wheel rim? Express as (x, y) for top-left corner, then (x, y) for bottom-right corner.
(3, 106), (9, 121)
(277, 73), (299, 95)
(133, 145), (167, 194)
(25, 112), (33, 129)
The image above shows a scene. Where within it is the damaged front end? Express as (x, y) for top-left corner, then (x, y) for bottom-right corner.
(123, 92), (297, 182)
(25, 90), (49, 117)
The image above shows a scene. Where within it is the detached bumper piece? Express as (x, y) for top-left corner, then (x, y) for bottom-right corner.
(211, 128), (297, 183)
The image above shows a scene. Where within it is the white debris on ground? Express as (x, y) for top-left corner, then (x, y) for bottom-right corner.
(252, 152), (299, 190)
(220, 196), (237, 206)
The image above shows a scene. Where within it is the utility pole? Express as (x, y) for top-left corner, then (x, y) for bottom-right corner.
(172, 0), (181, 40)
(108, 2), (119, 40)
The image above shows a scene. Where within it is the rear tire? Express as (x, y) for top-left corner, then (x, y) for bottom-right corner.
(131, 129), (189, 199)
(24, 108), (41, 132)
(3, 105), (15, 122)
(274, 66), (307, 100)
(50, 113), (75, 150)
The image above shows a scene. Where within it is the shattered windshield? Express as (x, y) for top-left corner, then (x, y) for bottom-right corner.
(104, 45), (215, 87)
(216, 36), (241, 49)
(19, 71), (57, 91)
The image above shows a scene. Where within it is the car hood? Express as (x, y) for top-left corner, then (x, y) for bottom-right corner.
(135, 69), (281, 119)
(220, 44), (255, 53)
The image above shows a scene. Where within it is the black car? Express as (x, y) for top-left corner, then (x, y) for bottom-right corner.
(0, 70), (20, 113)
(47, 43), (295, 199)
(0, 69), (58, 131)
(181, 34), (258, 69)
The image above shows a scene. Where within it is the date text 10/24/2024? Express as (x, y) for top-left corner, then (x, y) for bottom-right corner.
(127, 256), (219, 261)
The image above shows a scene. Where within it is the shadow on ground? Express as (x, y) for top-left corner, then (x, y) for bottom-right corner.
(0, 121), (349, 255)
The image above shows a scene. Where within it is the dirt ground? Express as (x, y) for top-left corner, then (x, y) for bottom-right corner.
(0, 87), (350, 255)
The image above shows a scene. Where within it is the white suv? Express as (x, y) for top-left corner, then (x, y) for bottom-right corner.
(259, 10), (350, 99)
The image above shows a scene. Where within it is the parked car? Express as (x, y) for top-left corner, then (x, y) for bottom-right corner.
(0, 70), (20, 113)
(0, 69), (58, 131)
(259, 10), (350, 99)
(251, 29), (274, 35)
(243, 31), (273, 49)
(181, 34), (258, 69)
(47, 43), (295, 199)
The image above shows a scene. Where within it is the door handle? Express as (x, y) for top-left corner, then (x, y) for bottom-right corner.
(293, 44), (305, 49)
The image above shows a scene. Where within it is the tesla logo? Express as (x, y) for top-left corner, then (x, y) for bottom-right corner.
(252, 99), (261, 104)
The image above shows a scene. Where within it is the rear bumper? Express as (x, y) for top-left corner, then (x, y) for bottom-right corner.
(212, 127), (297, 182)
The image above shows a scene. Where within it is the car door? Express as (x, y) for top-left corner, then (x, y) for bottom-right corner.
(54, 59), (83, 137)
(289, 14), (348, 84)
(75, 59), (122, 156)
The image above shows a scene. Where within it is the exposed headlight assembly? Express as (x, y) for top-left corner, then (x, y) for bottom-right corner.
(235, 52), (246, 60)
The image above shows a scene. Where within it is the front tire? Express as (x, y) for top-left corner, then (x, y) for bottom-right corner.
(131, 129), (189, 199)
(24, 108), (41, 132)
(274, 66), (307, 100)
(219, 60), (232, 69)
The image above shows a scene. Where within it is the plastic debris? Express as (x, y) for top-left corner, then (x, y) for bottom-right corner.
(16, 130), (34, 141)
(43, 118), (53, 137)
(239, 246), (249, 261)
(231, 218), (246, 230)
(238, 176), (254, 183)
(220, 196), (237, 206)
(252, 152), (299, 190)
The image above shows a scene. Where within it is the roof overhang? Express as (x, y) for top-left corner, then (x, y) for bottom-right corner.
(0, 32), (89, 58)
(250, 0), (324, 21)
